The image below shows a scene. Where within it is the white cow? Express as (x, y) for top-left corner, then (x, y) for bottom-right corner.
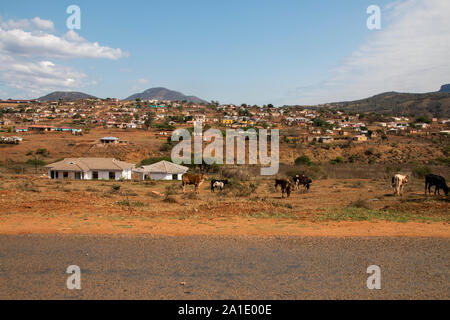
(392, 174), (409, 196)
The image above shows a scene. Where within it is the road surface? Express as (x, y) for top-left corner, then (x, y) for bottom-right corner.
(0, 235), (448, 299)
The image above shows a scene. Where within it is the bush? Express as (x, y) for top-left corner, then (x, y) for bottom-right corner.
(15, 181), (40, 193)
(35, 148), (49, 157)
(138, 157), (171, 166)
(159, 143), (171, 152)
(348, 199), (370, 210)
(330, 157), (345, 165)
(26, 158), (46, 166)
(165, 184), (178, 197)
(163, 195), (179, 203)
(295, 155), (312, 166)
(412, 165), (431, 179)
(112, 184), (121, 191)
(437, 157), (450, 166)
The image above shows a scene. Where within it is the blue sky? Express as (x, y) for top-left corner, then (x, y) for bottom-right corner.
(0, 0), (449, 105)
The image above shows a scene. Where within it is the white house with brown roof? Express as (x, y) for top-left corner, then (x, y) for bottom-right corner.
(133, 160), (188, 181)
(44, 158), (134, 180)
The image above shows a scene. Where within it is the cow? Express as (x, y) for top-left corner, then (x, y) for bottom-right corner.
(180, 173), (208, 193)
(211, 179), (229, 192)
(292, 174), (312, 192)
(275, 179), (292, 199)
(391, 174), (409, 196)
(425, 174), (449, 196)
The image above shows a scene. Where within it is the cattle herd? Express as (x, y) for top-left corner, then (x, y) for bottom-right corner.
(180, 172), (448, 199)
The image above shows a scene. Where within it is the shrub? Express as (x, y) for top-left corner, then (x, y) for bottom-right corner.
(412, 165), (431, 179)
(330, 157), (345, 165)
(15, 181), (40, 193)
(220, 167), (250, 181)
(35, 148), (49, 157)
(163, 195), (179, 203)
(26, 158), (46, 166)
(437, 157), (450, 166)
(348, 199), (370, 210)
(295, 155), (312, 166)
(164, 184), (178, 197)
(159, 143), (171, 152)
(112, 184), (121, 191)
(138, 157), (171, 166)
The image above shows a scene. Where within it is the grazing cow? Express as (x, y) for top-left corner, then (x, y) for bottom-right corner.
(211, 179), (229, 192)
(275, 179), (292, 199)
(391, 174), (409, 196)
(180, 173), (207, 193)
(425, 174), (449, 196)
(292, 175), (312, 192)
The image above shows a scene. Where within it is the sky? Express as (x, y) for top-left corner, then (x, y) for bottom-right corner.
(0, 0), (449, 105)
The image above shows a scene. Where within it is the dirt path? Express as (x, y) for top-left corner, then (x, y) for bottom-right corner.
(0, 214), (448, 237)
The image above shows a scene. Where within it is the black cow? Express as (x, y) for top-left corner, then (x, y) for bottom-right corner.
(275, 179), (292, 199)
(425, 174), (449, 196)
(211, 179), (229, 192)
(292, 175), (312, 192)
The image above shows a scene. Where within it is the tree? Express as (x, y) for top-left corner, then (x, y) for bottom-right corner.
(144, 112), (156, 129)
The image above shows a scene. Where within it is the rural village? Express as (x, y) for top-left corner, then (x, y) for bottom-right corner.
(0, 93), (448, 237)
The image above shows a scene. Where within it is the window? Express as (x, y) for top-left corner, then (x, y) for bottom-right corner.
(109, 172), (115, 180)
(75, 172), (81, 180)
(63, 172), (69, 179)
(92, 171), (98, 180)
(172, 174), (178, 180)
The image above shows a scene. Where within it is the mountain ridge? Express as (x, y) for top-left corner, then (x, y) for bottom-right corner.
(329, 88), (450, 118)
(37, 91), (98, 101)
(124, 87), (208, 103)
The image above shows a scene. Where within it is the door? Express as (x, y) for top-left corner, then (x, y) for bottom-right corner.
(75, 172), (81, 180)
(109, 172), (115, 180)
(172, 174), (178, 180)
(50, 171), (55, 179)
(92, 171), (98, 180)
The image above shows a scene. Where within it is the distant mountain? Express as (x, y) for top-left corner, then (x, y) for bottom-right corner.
(124, 87), (208, 104)
(38, 91), (97, 102)
(330, 89), (450, 118)
(439, 84), (450, 93)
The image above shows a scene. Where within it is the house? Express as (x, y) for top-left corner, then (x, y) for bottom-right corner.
(100, 136), (119, 144)
(318, 136), (334, 144)
(29, 125), (55, 132)
(133, 160), (188, 181)
(44, 158), (134, 180)
(353, 135), (368, 142)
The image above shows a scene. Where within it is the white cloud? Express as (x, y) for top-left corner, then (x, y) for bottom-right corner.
(0, 28), (127, 60)
(296, 0), (450, 104)
(0, 54), (87, 96)
(0, 16), (128, 98)
(0, 16), (54, 31)
(63, 30), (85, 42)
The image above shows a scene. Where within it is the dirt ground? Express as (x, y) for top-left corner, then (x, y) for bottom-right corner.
(0, 172), (448, 237)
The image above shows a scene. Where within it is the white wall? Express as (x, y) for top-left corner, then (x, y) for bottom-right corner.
(140, 172), (183, 181)
(49, 169), (131, 180)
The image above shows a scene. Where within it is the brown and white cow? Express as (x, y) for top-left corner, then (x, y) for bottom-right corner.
(392, 174), (409, 196)
(180, 173), (208, 193)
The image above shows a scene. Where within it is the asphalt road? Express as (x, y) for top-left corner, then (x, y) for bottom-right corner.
(0, 235), (448, 299)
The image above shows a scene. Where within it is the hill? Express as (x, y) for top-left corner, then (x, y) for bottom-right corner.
(124, 87), (208, 104)
(38, 91), (98, 102)
(331, 90), (450, 118)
